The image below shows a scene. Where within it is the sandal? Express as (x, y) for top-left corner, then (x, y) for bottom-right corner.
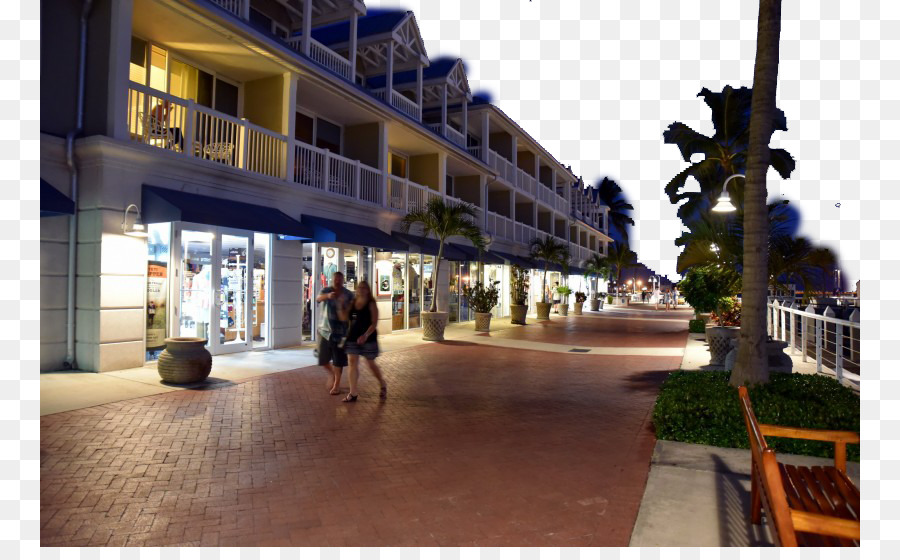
(342, 393), (358, 403)
(379, 385), (387, 399)
(329, 388), (341, 395)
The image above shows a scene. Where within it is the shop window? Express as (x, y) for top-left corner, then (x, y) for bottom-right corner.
(315, 118), (341, 153)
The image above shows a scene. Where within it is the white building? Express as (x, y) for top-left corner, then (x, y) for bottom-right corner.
(40, 0), (613, 372)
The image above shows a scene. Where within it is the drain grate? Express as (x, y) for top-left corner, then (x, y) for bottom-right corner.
(568, 348), (590, 353)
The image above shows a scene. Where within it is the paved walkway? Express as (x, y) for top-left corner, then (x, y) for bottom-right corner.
(41, 307), (688, 547)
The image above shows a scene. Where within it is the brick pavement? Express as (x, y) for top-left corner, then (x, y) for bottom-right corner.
(41, 315), (688, 547)
(480, 313), (692, 348)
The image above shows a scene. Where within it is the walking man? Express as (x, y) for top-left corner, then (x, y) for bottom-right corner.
(316, 271), (353, 395)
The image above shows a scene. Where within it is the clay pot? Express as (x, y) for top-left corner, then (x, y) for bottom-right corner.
(559, 303), (569, 316)
(590, 298), (601, 311)
(536, 302), (552, 320)
(573, 302), (584, 315)
(422, 311), (449, 341)
(475, 312), (492, 332)
(510, 304), (528, 325)
(158, 337), (212, 384)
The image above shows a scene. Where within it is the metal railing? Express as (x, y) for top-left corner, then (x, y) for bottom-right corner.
(372, 88), (422, 121)
(768, 300), (860, 384)
(127, 82), (286, 179)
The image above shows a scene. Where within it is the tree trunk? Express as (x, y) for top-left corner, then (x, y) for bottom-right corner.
(431, 242), (444, 313)
(542, 265), (548, 303)
(730, 0), (782, 387)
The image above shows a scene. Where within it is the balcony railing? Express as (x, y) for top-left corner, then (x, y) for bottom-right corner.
(485, 211), (514, 241)
(516, 169), (537, 197)
(372, 88), (422, 121)
(209, 0), (244, 16)
(387, 175), (442, 213)
(284, 37), (355, 83)
(487, 149), (516, 184)
(292, 141), (383, 206)
(514, 222), (537, 244)
(127, 82), (286, 179)
(466, 146), (482, 160)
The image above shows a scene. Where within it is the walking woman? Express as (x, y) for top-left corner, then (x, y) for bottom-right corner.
(340, 280), (387, 402)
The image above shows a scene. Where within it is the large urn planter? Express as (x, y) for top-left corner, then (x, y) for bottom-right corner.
(510, 304), (528, 325)
(474, 312), (492, 332)
(157, 337), (212, 384)
(590, 298), (600, 312)
(705, 326), (740, 366)
(422, 311), (449, 341)
(573, 302), (584, 315)
(536, 302), (552, 320)
(559, 303), (570, 316)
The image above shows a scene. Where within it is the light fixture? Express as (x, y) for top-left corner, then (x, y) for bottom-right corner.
(713, 174), (743, 213)
(122, 204), (148, 237)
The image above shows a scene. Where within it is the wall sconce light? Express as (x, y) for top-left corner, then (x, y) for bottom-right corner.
(122, 204), (148, 237)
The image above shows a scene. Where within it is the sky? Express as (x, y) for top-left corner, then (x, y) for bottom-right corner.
(368, 0), (890, 287)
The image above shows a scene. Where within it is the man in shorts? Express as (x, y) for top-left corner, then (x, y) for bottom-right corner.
(316, 271), (353, 395)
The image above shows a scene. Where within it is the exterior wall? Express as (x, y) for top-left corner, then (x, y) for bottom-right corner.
(515, 203), (533, 226)
(539, 166), (553, 188)
(487, 190), (511, 215)
(409, 154), (439, 191)
(517, 151), (535, 174)
(452, 175), (480, 206)
(270, 237), (304, 348)
(244, 74), (287, 133)
(343, 123), (381, 168)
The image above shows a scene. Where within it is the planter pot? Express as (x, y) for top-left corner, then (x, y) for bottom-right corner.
(574, 302), (584, 315)
(536, 302), (552, 320)
(157, 337), (212, 384)
(474, 312), (492, 332)
(724, 339), (793, 373)
(559, 303), (569, 316)
(510, 304), (528, 325)
(422, 311), (449, 341)
(705, 326), (740, 366)
(590, 298), (600, 312)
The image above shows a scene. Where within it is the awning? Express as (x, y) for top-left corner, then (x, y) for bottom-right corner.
(142, 185), (313, 238)
(391, 232), (467, 260)
(300, 215), (409, 251)
(493, 251), (534, 269)
(448, 243), (505, 264)
(41, 179), (75, 217)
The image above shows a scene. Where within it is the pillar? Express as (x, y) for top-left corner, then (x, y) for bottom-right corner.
(417, 64), (424, 110)
(481, 111), (490, 158)
(282, 73), (298, 179)
(386, 41), (394, 95)
(441, 83), (448, 135)
(302, 0), (312, 55)
(106, 0), (134, 140)
(461, 99), (468, 145)
(349, 12), (358, 81)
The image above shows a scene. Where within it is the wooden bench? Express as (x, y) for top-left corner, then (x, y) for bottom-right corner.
(738, 386), (860, 546)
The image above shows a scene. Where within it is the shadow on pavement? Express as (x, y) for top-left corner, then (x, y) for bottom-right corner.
(712, 454), (772, 546)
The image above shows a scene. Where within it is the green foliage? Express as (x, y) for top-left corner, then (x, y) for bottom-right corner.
(679, 265), (741, 320)
(688, 319), (706, 333)
(595, 177), (635, 243)
(652, 371), (859, 461)
(530, 236), (570, 303)
(607, 295), (613, 305)
(510, 264), (529, 306)
(574, 291), (587, 303)
(462, 281), (500, 314)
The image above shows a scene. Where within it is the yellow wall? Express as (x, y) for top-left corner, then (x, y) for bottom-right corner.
(410, 154), (440, 191)
(243, 74), (285, 133)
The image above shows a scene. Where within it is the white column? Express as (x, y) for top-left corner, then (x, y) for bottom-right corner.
(441, 83), (448, 136)
(461, 99), (468, 146)
(438, 152), (447, 195)
(379, 121), (389, 206)
(349, 11), (358, 81)
(302, 0), (312, 56)
(481, 111), (490, 161)
(106, 0), (134, 140)
(416, 64), (424, 111)
(386, 41), (395, 97)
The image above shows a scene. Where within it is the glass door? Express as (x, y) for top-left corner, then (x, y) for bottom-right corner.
(216, 233), (251, 354)
(408, 253), (421, 328)
(179, 229), (214, 341)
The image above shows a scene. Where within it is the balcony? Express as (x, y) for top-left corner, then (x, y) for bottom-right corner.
(516, 169), (537, 197)
(293, 141), (384, 205)
(372, 88), (422, 121)
(485, 210), (514, 241)
(387, 175), (442, 214)
(486, 149), (516, 184)
(286, 36), (354, 82)
(513, 222), (537, 244)
(427, 123), (466, 149)
(466, 145), (482, 160)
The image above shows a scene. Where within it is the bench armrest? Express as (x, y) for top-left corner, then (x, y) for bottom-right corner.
(759, 424), (860, 444)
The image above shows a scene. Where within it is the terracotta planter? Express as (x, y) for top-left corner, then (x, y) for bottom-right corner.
(574, 302), (584, 315)
(157, 337), (212, 384)
(536, 302), (552, 320)
(590, 298), (600, 311)
(474, 312), (492, 332)
(559, 303), (569, 316)
(422, 311), (449, 341)
(510, 304), (528, 325)
(705, 326), (740, 366)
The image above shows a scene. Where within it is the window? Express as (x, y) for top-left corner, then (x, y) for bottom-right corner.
(295, 112), (314, 144)
(130, 37), (148, 84)
(315, 118), (341, 153)
(389, 153), (408, 178)
(446, 175), (454, 197)
(149, 45), (167, 91)
(249, 8), (274, 34)
(215, 78), (239, 117)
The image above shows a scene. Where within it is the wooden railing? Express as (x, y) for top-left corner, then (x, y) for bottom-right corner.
(517, 169), (537, 197)
(487, 149), (516, 184)
(209, 0), (244, 17)
(486, 211), (514, 241)
(372, 88), (422, 121)
(445, 125), (466, 149)
(466, 146), (482, 160)
(309, 38), (354, 82)
(292, 140), (383, 205)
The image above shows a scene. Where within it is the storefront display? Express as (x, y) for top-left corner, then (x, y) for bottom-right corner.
(145, 223), (170, 361)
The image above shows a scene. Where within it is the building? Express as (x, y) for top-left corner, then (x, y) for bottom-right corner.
(40, 0), (613, 372)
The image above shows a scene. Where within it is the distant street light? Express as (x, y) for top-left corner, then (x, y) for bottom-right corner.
(713, 174), (743, 213)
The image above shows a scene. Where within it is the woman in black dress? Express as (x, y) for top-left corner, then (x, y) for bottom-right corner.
(341, 280), (387, 402)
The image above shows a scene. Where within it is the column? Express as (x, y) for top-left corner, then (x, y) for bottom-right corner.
(441, 83), (448, 136)
(386, 41), (394, 98)
(271, 237), (304, 348)
(349, 11), (358, 81)
(461, 99), (468, 146)
(282, 73), (298, 180)
(106, 0), (134, 140)
(302, 0), (312, 56)
(417, 64), (424, 111)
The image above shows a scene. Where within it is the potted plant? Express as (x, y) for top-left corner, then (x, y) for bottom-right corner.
(573, 291), (587, 315)
(463, 280), (500, 332)
(401, 198), (485, 341)
(608, 241), (637, 306)
(583, 254), (610, 311)
(530, 236), (569, 320)
(606, 293), (613, 306)
(556, 285), (573, 316)
(509, 264), (529, 325)
(680, 265), (742, 365)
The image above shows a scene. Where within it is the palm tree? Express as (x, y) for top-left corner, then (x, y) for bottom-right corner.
(594, 177), (635, 243)
(730, 0), (784, 388)
(807, 247), (837, 297)
(662, 86), (796, 221)
(607, 241), (637, 298)
(529, 236), (569, 303)
(401, 198), (485, 313)
(583, 254), (610, 299)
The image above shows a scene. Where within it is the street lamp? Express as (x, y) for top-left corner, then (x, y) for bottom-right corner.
(713, 174), (743, 213)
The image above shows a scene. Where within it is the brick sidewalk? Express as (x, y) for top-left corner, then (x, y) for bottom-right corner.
(41, 316), (687, 547)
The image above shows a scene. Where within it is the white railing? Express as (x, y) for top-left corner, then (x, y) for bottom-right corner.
(387, 175), (440, 214)
(768, 301), (860, 384)
(517, 168), (537, 197)
(514, 222), (536, 244)
(445, 125), (466, 149)
(328, 153), (356, 198)
(209, 0), (243, 17)
(309, 38), (354, 82)
(487, 149), (516, 184)
(292, 139), (384, 205)
(486, 211), (514, 241)
(466, 146), (482, 160)
(127, 82), (285, 179)
(372, 88), (422, 121)
(359, 164), (383, 206)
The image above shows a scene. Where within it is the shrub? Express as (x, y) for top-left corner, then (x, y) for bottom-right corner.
(688, 319), (706, 333)
(510, 265), (529, 305)
(607, 295), (613, 305)
(652, 371), (859, 461)
(574, 291), (587, 303)
(462, 281), (500, 314)
(679, 265), (741, 324)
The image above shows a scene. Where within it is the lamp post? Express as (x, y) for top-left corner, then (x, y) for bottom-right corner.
(713, 174), (743, 213)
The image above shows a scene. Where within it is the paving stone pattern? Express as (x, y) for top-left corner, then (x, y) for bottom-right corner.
(41, 316), (687, 547)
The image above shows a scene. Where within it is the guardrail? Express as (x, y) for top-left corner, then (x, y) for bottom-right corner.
(487, 149), (517, 184)
(292, 140), (384, 205)
(768, 300), (860, 384)
(466, 146), (482, 160)
(209, 0), (243, 16)
(372, 88), (422, 121)
(486, 211), (514, 241)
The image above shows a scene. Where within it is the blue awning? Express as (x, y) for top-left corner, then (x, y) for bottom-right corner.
(300, 215), (409, 251)
(142, 185), (313, 238)
(449, 243), (505, 264)
(493, 251), (534, 269)
(391, 232), (468, 260)
(41, 179), (75, 217)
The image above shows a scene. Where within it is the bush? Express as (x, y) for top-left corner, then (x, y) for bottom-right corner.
(574, 291), (587, 303)
(607, 295), (613, 305)
(688, 319), (706, 333)
(653, 371), (859, 461)
(462, 281), (500, 314)
(679, 265), (741, 322)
